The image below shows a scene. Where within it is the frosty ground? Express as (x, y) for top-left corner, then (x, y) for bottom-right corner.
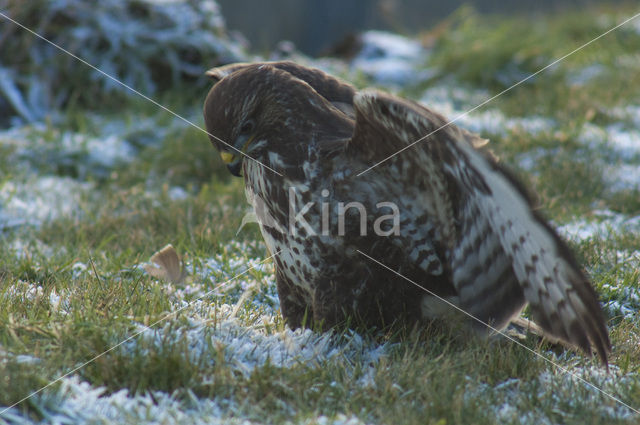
(1, 2), (640, 424)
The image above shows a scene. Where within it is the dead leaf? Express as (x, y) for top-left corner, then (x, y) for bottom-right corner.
(143, 244), (186, 284)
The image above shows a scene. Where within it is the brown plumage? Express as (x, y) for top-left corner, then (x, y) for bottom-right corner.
(203, 61), (610, 364)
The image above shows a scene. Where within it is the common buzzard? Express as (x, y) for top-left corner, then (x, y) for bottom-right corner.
(203, 61), (610, 363)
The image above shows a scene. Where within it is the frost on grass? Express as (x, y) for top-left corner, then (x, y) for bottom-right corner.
(0, 0), (246, 123)
(557, 210), (640, 242)
(136, 240), (281, 313)
(557, 210), (640, 319)
(418, 85), (638, 196)
(605, 164), (640, 192)
(1, 125), (133, 178)
(0, 305), (384, 425)
(1, 376), (249, 425)
(1, 374), (367, 425)
(6, 238), (56, 260)
(514, 366), (638, 424)
(2, 243), (385, 424)
(130, 304), (385, 380)
(579, 123), (640, 161)
(1, 263), (88, 316)
(601, 280), (640, 320)
(349, 31), (435, 86)
(268, 30), (435, 88)
(611, 105), (640, 129)
(0, 113), (190, 180)
(0, 175), (92, 229)
(566, 64), (607, 86)
(297, 415), (367, 425)
(466, 366), (639, 425)
(591, 249), (640, 320)
(578, 121), (640, 192)
(420, 85), (555, 137)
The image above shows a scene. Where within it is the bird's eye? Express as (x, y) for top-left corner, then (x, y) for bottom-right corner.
(240, 120), (255, 135)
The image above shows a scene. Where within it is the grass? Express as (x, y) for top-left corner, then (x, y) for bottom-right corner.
(1, 4), (640, 425)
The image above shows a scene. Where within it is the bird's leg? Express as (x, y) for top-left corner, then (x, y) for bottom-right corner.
(275, 271), (311, 329)
(312, 278), (344, 331)
(501, 316), (573, 350)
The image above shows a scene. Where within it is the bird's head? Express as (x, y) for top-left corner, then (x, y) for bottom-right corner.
(203, 62), (353, 178)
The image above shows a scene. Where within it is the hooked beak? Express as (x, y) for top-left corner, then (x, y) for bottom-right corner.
(227, 160), (243, 177)
(219, 135), (254, 178)
(219, 151), (243, 177)
(220, 151), (235, 164)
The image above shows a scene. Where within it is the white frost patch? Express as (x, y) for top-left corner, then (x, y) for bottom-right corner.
(579, 123), (640, 161)
(3, 281), (45, 302)
(0, 125), (135, 178)
(420, 85), (491, 111)
(1, 0), (245, 122)
(462, 111), (554, 138)
(514, 147), (560, 172)
(0, 351), (41, 366)
(87, 111), (193, 149)
(604, 125), (640, 161)
(137, 241), (280, 314)
(470, 366), (639, 424)
(129, 305), (386, 381)
(604, 163), (640, 191)
(566, 64), (606, 86)
(624, 105), (640, 128)
(533, 366), (638, 421)
(577, 121), (640, 192)
(0, 374), (367, 425)
(0, 112), (193, 181)
(83, 133), (134, 169)
(557, 210), (640, 242)
(298, 415), (367, 425)
(188, 242), (271, 281)
(0, 175), (92, 228)
(0, 376), (241, 425)
(8, 238), (56, 259)
(420, 86), (555, 137)
(605, 299), (637, 319)
(615, 250), (640, 269)
(601, 275), (640, 320)
(0, 306), (383, 425)
(461, 111), (554, 138)
(169, 186), (189, 201)
(610, 105), (640, 129)
(2, 280), (72, 314)
(350, 31), (434, 85)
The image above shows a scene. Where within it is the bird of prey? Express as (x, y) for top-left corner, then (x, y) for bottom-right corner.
(203, 61), (610, 363)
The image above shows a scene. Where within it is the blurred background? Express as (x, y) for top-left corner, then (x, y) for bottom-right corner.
(0, 0), (632, 127)
(218, 0), (623, 55)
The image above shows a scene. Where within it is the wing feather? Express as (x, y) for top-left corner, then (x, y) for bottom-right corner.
(350, 89), (610, 363)
(207, 61), (356, 118)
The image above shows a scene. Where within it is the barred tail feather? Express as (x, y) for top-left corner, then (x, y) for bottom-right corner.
(451, 199), (526, 330)
(456, 142), (611, 363)
(350, 88), (610, 363)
